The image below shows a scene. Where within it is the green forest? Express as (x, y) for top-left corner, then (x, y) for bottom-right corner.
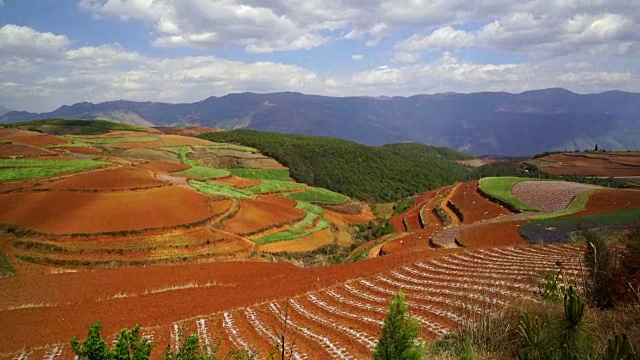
(200, 130), (472, 202)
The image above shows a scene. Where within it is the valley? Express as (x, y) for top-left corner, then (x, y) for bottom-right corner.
(0, 120), (638, 359)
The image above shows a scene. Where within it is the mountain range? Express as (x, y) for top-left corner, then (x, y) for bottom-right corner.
(2, 88), (638, 155)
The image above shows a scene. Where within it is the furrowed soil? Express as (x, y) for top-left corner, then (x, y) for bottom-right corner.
(0, 186), (222, 234)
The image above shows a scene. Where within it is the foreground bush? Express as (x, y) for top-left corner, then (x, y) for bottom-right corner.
(374, 291), (424, 360)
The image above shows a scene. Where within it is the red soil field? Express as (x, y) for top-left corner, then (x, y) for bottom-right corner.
(139, 161), (190, 172)
(38, 167), (166, 190)
(0, 186), (225, 234)
(0, 246), (462, 353)
(222, 198), (305, 236)
(256, 194), (298, 208)
(448, 181), (511, 224)
(0, 143), (54, 157)
(538, 153), (640, 177)
(457, 220), (528, 248)
(216, 175), (262, 189)
(0, 129), (70, 146)
(574, 189), (640, 215)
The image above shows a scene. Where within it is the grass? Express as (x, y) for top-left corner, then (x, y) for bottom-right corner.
(294, 201), (324, 216)
(0, 159), (108, 182)
(244, 180), (306, 194)
(189, 180), (255, 199)
(281, 187), (348, 204)
(226, 168), (292, 181)
(478, 177), (541, 212)
(0, 252), (16, 278)
(79, 136), (159, 144)
(172, 166), (230, 179)
(198, 144), (260, 153)
(160, 146), (199, 166)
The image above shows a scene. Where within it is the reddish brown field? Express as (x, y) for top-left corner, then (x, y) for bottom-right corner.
(222, 199), (305, 236)
(0, 143), (54, 157)
(39, 167), (166, 190)
(449, 181), (511, 224)
(457, 220), (528, 248)
(576, 189), (640, 215)
(216, 175), (262, 189)
(0, 186), (224, 234)
(0, 129), (70, 146)
(537, 153), (640, 177)
(260, 227), (334, 253)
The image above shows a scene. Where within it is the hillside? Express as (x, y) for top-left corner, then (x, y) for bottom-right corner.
(199, 130), (472, 202)
(2, 89), (639, 155)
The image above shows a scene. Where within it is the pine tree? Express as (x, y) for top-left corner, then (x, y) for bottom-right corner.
(373, 291), (424, 360)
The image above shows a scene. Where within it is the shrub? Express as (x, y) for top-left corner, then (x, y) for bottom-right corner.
(374, 291), (424, 360)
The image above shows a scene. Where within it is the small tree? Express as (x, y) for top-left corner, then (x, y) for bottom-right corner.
(374, 291), (424, 360)
(70, 321), (111, 360)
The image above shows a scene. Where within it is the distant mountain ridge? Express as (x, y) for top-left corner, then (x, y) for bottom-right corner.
(0, 105), (11, 117)
(2, 88), (638, 155)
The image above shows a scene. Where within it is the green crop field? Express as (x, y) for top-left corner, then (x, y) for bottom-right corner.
(281, 187), (348, 204)
(189, 180), (254, 199)
(0, 159), (108, 182)
(80, 136), (159, 144)
(227, 168), (292, 181)
(253, 212), (329, 245)
(478, 177), (541, 212)
(294, 201), (324, 216)
(172, 166), (230, 179)
(160, 146), (199, 166)
(198, 144), (260, 153)
(245, 180), (306, 194)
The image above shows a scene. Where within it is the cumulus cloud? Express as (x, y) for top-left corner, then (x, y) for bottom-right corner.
(0, 25), (321, 112)
(392, 52), (420, 63)
(351, 54), (363, 61)
(0, 25), (70, 58)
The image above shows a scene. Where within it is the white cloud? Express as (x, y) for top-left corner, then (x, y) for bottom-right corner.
(351, 54), (363, 61)
(0, 25), (70, 58)
(392, 52), (420, 63)
(396, 27), (476, 51)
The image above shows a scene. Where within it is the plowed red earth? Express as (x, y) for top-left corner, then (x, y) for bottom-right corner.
(0, 186), (220, 234)
(449, 181), (511, 224)
(256, 194), (297, 208)
(0, 247), (460, 353)
(538, 153), (640, 177)
(0, 129), (70, 146)
(0, 143), (54, 157)
(222, 199), (305, 235)
(38, 167), (166, 190)
(512, 181), (599, 212)
(457, 220), (527, 248)
(216, 175), (262, 189)
(575, 189), (640, 215)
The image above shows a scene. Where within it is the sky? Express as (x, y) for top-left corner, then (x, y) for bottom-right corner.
(0, 0), (638, 112)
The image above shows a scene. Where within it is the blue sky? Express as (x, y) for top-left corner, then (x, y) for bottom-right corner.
(0, 0), (637, 112)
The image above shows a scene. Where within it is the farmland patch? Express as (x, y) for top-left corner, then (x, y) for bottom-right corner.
(281, 187), (348, 204)
(189, 180), (255, 199)
(227, 168), (292, 181)
(0, 158), (107, 182)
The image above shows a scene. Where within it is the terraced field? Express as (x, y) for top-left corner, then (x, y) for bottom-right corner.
(0, 243), (584, 360)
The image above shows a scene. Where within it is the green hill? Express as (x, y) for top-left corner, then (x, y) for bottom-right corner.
(199, 130), (471, 202)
